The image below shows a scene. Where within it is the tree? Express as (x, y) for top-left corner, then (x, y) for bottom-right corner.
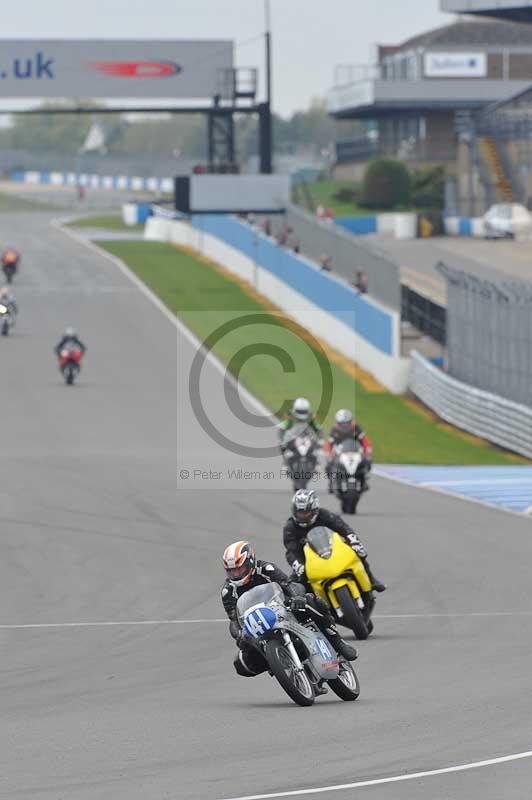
(361, 158), (411, 210)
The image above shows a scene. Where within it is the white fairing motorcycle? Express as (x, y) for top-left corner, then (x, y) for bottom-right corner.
(281, 423), (319, 491)
(331, 438), (369, 515)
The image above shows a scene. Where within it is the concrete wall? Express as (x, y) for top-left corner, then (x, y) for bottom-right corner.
(145, 214), (410, 393)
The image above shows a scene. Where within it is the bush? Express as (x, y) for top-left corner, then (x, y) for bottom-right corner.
(411, 165), (445, 210)
(361, 158), (411, 210)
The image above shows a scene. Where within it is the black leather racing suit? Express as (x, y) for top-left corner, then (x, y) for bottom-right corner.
(283, 508), (381, 589)
(221, 560), (340, 677)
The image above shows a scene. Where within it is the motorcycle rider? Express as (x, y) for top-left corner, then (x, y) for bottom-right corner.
(278, 398), (323, 451)
(1, 246), (20, 274)
(221, 540), (357, 677)
(0, 286), (18, 315)
(325, 409), (372, 494)
(283, 489), (387, 593)
(54, 327), (86, 358)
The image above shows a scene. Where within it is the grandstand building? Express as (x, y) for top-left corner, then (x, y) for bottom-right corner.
(328, 14), (532, 212)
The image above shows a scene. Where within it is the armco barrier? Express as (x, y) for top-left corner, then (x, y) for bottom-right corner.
(410, 350), (532, 459)
(10, 169), (174, 193)
(145, 215), (410, 393)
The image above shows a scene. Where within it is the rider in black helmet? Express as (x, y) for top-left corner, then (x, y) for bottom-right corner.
(283, 489), (387, 592)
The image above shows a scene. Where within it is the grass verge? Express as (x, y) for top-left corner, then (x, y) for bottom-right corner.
(98, 239), (522, 465)
(67, 214), (144, 232)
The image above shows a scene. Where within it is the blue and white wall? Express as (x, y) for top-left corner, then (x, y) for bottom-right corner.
(335, 212), (418, 239)
(444, 216), (486, 237)
(10, 169), (174, 193)
(145, 214), (409, 393)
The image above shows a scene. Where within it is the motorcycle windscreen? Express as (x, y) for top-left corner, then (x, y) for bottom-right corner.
(337, 438), (361, 454)
(236, 582), (285, 624)
(306, 527), (333, 558)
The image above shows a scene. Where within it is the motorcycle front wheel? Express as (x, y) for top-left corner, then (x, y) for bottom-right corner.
(328, 660), (360, 701)
(264, 639), (315, 707)
(334, 585), (369, 640)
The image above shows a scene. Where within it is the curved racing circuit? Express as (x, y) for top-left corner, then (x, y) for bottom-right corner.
(1, 197), (532, 799)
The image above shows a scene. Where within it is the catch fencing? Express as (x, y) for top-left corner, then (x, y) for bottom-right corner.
(410, 350), (532, 460)
(283, 204), (402, 311)
(438, 263), (532, 407)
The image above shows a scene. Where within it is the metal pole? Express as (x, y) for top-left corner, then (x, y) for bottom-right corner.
(259, 0), (273, 173)
(265, 0), (272, 107)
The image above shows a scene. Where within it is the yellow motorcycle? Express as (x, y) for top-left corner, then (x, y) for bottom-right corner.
(304, 527), (375, 640)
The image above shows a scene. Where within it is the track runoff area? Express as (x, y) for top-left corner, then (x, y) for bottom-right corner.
(1, 196), (531, 800)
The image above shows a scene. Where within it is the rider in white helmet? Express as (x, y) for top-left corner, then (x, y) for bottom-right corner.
(278, 397), (323, 445)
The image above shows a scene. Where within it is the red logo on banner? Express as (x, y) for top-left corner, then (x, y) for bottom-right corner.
(89, 61), (182, 78)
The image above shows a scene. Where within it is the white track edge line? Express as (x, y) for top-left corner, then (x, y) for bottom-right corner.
(4, 610), (532, 630)
(220, 750), (532, 800)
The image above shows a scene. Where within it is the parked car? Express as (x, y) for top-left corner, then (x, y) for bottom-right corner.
(483, 203), (532, 239)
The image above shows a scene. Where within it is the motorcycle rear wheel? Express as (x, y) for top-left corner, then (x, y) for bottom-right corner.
(328, 660), (360, 701)
(341, 491), (360, 515)
(334, 585), (369, 640)
(264, 639), (315, 707)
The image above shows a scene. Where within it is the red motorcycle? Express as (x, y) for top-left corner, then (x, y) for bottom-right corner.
(2, 249), (20, 284)
(59, 345), (83, 385)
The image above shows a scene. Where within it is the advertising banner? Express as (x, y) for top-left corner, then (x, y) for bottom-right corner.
(0, 40), (233, 98)
(424, 52), (487, 78)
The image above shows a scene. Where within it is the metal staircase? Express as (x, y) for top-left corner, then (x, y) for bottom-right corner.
(479, 136), (514, 202)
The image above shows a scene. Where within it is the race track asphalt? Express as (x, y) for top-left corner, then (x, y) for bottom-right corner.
(1, 204), (532, 800)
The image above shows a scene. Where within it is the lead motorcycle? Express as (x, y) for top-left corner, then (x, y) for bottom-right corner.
(281, 423), (319, 491)
(236, 582), (360, 707)
(330, 438), (370, 515)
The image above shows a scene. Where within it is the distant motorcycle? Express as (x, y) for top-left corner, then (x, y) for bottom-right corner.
(330, 438), (370, 515)
(304, 527), (375, 640)
(59, 344), (83, 385)
(0, 302), (14, 336)
(281, 423), (319, 491)
(2, 250), (20, 284)
(236, 582), (360, 707)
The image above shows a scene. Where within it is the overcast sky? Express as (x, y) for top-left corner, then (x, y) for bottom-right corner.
(1, 0), (451, 116)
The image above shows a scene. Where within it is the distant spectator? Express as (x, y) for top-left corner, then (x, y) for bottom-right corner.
(76, 184), (86, 201)
(277, 226), (288, 247)
(350, 270), (368, 294)
(320, 254), (332, 272)
(263, 218), (272, 237)
(316, 205), (325, 219)
(292, 237), (301, 254)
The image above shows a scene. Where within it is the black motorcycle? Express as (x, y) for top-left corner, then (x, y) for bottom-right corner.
(281, 424), (319, 491)
(330, 438), (370, 515)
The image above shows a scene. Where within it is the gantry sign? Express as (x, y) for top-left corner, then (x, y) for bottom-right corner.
(0, 40), (273, 173)
(0, 40), (233, 98)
